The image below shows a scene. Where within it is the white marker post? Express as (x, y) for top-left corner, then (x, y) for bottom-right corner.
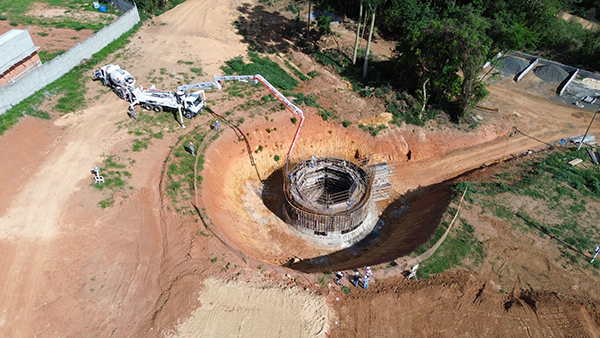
(407, 264), (419, 283)
(591, 245), (600, 263)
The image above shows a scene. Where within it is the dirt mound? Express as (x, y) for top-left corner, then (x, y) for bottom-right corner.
(534, 64), (569, 82)
(498, 56), (529, 75)
(164, 278), (331, 338)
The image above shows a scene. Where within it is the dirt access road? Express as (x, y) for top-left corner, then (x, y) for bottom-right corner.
(1, 0), (600, 337)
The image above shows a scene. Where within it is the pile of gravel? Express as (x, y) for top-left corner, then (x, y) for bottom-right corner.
(534, 65), (569, 83)
(497, 56), (529, 75)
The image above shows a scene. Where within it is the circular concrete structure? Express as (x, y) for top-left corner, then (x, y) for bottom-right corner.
(283, 157), (373, 244)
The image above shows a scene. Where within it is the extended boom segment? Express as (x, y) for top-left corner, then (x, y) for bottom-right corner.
(178, 74), (304, 159)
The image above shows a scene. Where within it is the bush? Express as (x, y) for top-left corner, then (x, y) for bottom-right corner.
(304, 93), (318, 107)
(317, 15), (333, 35)
(286, 3), (299, 14)
(342, 120), (352, 128)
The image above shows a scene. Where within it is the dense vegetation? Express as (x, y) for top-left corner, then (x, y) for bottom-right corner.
(308, 0), (600, 121)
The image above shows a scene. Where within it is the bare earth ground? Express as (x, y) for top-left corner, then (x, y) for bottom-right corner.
(1, 0), (600, 337)
(0, 19), (95, 55)
(0, 1), (117, 55)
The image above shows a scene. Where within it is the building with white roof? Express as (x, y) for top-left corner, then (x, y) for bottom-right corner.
(0, 29), (41, 87)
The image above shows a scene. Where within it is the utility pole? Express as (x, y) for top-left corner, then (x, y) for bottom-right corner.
(578, 108), (599, 151)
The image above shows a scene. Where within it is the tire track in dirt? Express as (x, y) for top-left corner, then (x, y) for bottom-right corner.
(0, 99), (130, 336)
(126, 0), (248, 78)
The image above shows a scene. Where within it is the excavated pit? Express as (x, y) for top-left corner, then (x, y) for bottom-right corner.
(200, 113), (453, 270)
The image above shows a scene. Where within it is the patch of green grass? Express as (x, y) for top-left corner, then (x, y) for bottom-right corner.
(132, 139), (149, 152)
(417, 219), (484, 279)
(458, 147), (600, 267)
(196, 229), (211, 237)
(311, 50), (349, 73)
(98, 196), (114, 209)
(165, 128), (207, 205)
(412, 221), (449, 257)
(304, 93), (318, 107)
(26, 110), (51, 119)
(92, 156), (130, 213)
(38, 50), (66, 63)
(177, 60), (194, 65)
(318, 107), (336, 121)
(190, 67), (203, 76)
(358, 123), (387, 136)
(283, 60), (309, 81)
(493, 204), (514, 220)
(221, 51), (298, 91)
(341, 286), (351, 294)
(317, 274), (328, 287)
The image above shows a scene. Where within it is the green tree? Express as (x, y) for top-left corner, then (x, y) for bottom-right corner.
(378, 0), (434, 37)
(394, 6), (492, 119)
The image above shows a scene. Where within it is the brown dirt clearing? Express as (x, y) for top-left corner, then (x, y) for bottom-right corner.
(2, 0), (600, 337)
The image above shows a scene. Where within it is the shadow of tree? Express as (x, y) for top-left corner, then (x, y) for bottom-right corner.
(234, 4), (304, 53)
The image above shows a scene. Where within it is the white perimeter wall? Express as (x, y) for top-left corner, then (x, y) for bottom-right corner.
(0, 6), (140, 115)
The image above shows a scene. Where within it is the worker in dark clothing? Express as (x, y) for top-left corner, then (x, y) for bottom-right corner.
(352, 271), (360, 287)
(335, 271), (344, 286)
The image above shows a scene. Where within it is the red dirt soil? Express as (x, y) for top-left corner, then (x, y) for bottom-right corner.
(2, 0), (600, 337)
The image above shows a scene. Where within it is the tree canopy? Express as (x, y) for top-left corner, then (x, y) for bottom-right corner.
(320, 0), (600, 119)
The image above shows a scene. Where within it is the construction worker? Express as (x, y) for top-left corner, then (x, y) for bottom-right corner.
(363, 275), (370, 289)
(335, 271), (344, 286)
(352, 271), (360, 287)
(189, 142), (195, 156)
(214, 120), (220, 131)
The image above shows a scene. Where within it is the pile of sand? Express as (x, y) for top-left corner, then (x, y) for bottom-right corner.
(534, 65), (569, 82)
(498, 56), (529, 75)
(164, 278), (331, 338)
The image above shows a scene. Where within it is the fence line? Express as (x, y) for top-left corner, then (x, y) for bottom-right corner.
(0, 2), (140, 115)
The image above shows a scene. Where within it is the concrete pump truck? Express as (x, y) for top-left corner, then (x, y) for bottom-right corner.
(93, 64), (206, 127)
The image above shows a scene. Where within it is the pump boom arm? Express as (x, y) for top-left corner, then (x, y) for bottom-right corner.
(180, 74), (304, 159)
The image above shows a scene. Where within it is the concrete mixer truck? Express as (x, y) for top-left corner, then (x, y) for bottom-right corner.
(93, 64), (136, 100)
